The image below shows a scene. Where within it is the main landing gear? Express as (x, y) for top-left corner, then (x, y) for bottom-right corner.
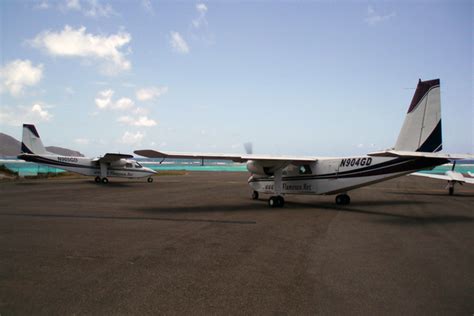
(147, 177), (154, 183)
(268, 196), (285, 208)
(94, 176), (109, 184)
(250, 191), (284, 208)
(335, 193), (351, 205)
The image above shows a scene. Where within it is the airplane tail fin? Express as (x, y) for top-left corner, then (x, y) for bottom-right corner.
(394, 79), (442, 152)
(21, 124), (48, 155)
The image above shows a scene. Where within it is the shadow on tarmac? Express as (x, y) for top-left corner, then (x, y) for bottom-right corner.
(387, 191), (474, 198)
(137, 199), (473, 225)
(0, 212), (255, 225)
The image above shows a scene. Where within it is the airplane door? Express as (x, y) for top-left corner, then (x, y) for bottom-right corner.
(328, 159), (340, 179)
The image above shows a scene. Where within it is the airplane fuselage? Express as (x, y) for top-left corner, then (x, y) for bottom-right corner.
(248, 155), (448, 195)
(18, 154), (154, 178)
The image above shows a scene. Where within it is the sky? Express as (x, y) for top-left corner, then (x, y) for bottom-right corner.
(0, 0), (472, 157)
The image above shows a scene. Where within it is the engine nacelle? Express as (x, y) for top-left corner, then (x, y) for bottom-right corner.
(246, 160), (288, 176)
(110, 159), (128, 167)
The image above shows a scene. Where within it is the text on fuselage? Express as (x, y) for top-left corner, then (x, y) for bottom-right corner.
(340, 157), (372, 168)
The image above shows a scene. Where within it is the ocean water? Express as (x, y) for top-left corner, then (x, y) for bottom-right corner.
(1, 159), (473, 176)
(0, 160), (247, 176)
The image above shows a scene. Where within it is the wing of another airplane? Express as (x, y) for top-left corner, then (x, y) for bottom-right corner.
(134, 149), (318, 164)
(411, 172), (474, 184)
(410, 172), (453, 181)
(368, 150), (474, 160)
(93, 153), (134, 163)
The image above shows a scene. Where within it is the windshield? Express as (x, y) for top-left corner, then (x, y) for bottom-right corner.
(134, 162), (143, 168)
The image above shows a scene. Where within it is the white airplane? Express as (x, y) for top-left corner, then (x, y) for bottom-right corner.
(411, 162), (474, 195)
(18, 124), (156, 183)
(135, 79), (473, 207)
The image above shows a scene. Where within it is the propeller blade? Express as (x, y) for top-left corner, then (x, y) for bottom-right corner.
(243, 142), (253, 155)
(451, 160), (456, 171)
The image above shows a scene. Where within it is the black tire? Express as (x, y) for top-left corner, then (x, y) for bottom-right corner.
(94, 176), (101, 183)
(336, 194), (350, 205)
(449, 187), (454, 195)
(277, 196), (285, 207)
(252, 191), (259, 200)
(343, 194), (351, 205)
(101, 177), (109, 184)
(147, 177), (153, 183)
(268, 197), (277, 208)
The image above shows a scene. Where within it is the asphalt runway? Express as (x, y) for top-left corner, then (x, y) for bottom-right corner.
(1, 172), (473, 315)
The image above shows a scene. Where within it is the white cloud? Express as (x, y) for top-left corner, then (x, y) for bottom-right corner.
(136, 86), (168, 101)
(114, 97), (134, 110)
(133, 107), (149, 115)
(193, 3), (208, 28)
(142, 0), (153, 13)
(95, 89), (114, 109)
(170, 31), (189, 54)
(95, 89), (158, 126)
(60, 0), (115, 17)
(35, 1), (50, 9)
(94, 89), (135, 110)
(365, 6), (396, 26)
(65, 0), (81, 10)
(0, 103), (52, 126)
(0, 59), (43, 96)
(74, 138), (90, 145)
(120, 131), (145, 145)
(30, 25), (131, 75)
(83, 0), (115, 18)
(117, 115), (157, 127)
(31, 103), (52, 120)
(65, 87), (75, 95)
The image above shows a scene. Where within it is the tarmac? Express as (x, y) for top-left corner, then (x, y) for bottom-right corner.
(0, 172), (473, 315)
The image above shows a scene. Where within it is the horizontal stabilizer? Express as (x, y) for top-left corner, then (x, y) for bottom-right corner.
(134, 149), (318, 163)
(368, 150), (474, 160)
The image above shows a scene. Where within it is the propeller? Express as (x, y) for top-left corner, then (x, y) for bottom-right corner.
(243, 142), (253, 155)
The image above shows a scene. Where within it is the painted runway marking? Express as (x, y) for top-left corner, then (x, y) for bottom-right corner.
(0, 213), (256, 225)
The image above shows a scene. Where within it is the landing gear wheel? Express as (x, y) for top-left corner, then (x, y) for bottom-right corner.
(147, 177), (153, 183)
(277, 196), (285, 207)
(252, 191), (259, 200)
(448, 187), (454, 195)
(335, 194), (350, 205)
(268, 196), (284, 208)
(94, 176), (101, 183)
(101, 177), (109, 184)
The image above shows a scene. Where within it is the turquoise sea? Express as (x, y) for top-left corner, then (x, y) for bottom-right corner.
(0, 159), (247, 176)
(1, 158), (472, 176)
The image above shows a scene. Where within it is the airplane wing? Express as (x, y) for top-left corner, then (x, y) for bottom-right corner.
(93, 153), (134, 163)
(368, 150), (474, 160)
(134, 149), (318, 164)
(410, 172), (452, 181)
(411, 172), (474, 184)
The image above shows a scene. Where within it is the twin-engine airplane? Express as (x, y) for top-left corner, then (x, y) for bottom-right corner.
(411, 162), (474, 195)
(135, 79), (473, 207)
(18, 124), (156, 183)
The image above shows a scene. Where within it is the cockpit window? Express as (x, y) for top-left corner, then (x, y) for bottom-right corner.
(125, 163), (133, 168)
(134, 162), (142, 168)
(299, 165), (312, 175)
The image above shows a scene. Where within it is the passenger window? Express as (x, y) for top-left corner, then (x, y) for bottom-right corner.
(299, 165), (312, 175)
(125, 163), (133, 168)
